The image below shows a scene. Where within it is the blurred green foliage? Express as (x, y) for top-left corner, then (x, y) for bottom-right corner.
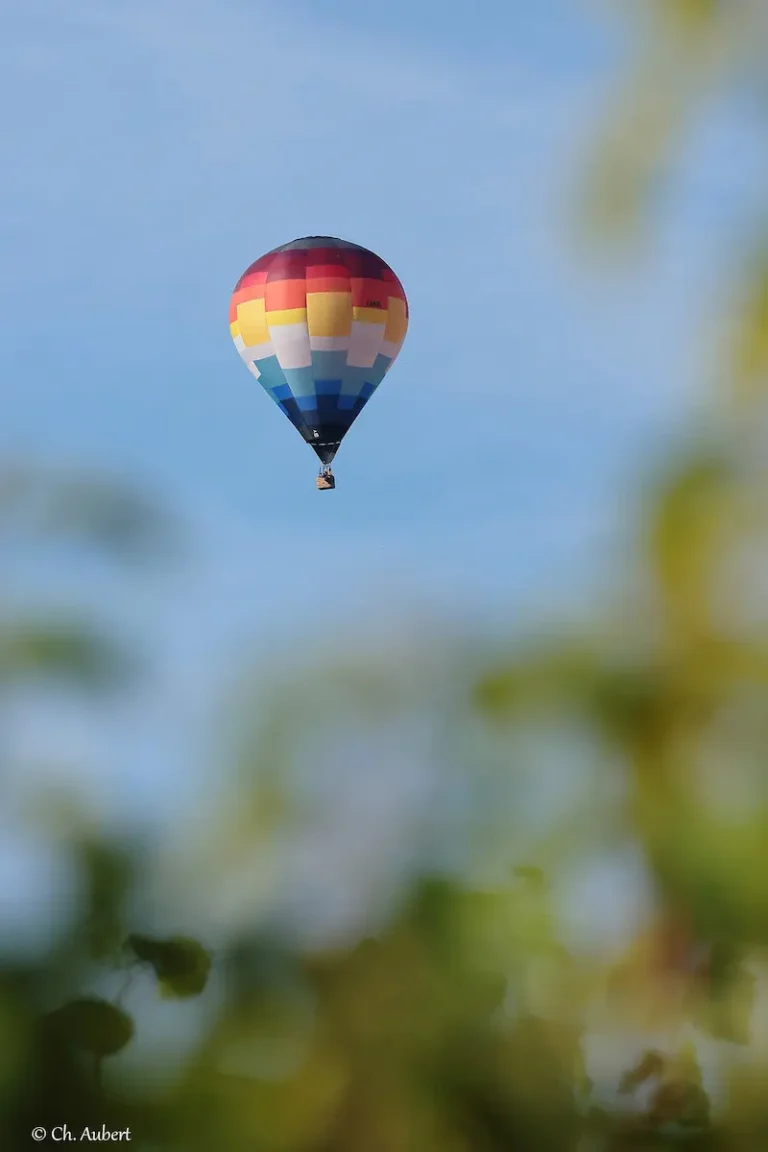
(4, 5), (768, 1149)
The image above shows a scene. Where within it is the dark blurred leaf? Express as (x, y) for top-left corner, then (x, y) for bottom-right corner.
(44, 997), (134, 1058)
(649, 811), (768, 946)
(0, 620), (135, 690)
(590, 664), (669, 750)
(126, 935), (212, 998)
(704, 941), (741, 991)
(78, 840), (135, 961)
(42, 477), (175, 560)
(405, 875), (464, 960)
(619, 1050), (666, 1094)
(437, 1014), (583, 1151)
(648, 1078), (710, 1131)
(690, 943), (755, 1044)
(513, 865), (547, 888)
(472, 641), (601, 720)
(0, 465), (175, 561)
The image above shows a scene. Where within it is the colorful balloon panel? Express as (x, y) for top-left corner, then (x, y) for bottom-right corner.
(229, 237), (408, 464)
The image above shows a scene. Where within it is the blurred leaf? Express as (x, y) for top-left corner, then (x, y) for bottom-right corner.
(619, 1050), (666, 1094)
(690, 943), (756, 1044)
(589, 663), (669, 752)
(43, 997), (134, 1058)
(41, 476), (175, 560)
(472, 640), (602, 720)
(705, 940), (743, 992)
(579, 0), (744, 251)
(513, 865), (547, 888)
(126, 935), (212, 999)
(0, 619), (135, 690)
(78, 840), (135, 961)
(606, 914), (705, 1031)
(648, 803), (768, 944)
(0, 981), (34, 1105)
(730, 251), (768, 400)
(650, 0), (723, 36)
(648, 1078), (710, 1132)
(437, 1014), (583, 1151)
(581, 80), (682, 243)
(646, 451), (739, 638)
(177, 1040), (348, 1152)
(0, 465), (175, 560)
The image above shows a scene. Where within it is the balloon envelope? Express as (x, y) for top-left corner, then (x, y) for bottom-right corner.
(229, 237), (408, 465)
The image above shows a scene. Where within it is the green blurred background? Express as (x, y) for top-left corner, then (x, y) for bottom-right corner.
(3, 0), (768, 1148)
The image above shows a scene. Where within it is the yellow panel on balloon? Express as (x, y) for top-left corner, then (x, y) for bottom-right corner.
(237, 298), (271, 346)
(384, 297), (408, 344)
(306, 291), (353, 338)
(352, 306), (388, 325)
(265, 307), (308, 327)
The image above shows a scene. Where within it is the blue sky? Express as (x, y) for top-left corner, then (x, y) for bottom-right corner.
(3, 0), (760, 611)
(2, 0), (768, 1057)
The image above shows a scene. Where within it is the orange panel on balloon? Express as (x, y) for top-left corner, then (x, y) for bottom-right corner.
(265, 279), (307, 311)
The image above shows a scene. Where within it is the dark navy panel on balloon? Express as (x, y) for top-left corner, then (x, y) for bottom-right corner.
(279, 398), (306, 429)
(279, 237), (361, 251)
(317, 394), (348, 421)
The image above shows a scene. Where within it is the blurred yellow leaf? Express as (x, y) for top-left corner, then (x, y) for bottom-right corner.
(729, 255), (768, 401)
(645, 452), (741, 639)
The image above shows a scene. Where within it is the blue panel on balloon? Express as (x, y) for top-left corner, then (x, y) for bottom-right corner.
(313, 379), (343, 397)
(369, 353), (391, 385)
(311, 351), (349, 381)
(254, 356), (287, 391)
(338, 366), (370, 403)
(281, 366), (317, 399)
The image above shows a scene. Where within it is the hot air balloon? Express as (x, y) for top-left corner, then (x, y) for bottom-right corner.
(229, 237), (408, 490)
